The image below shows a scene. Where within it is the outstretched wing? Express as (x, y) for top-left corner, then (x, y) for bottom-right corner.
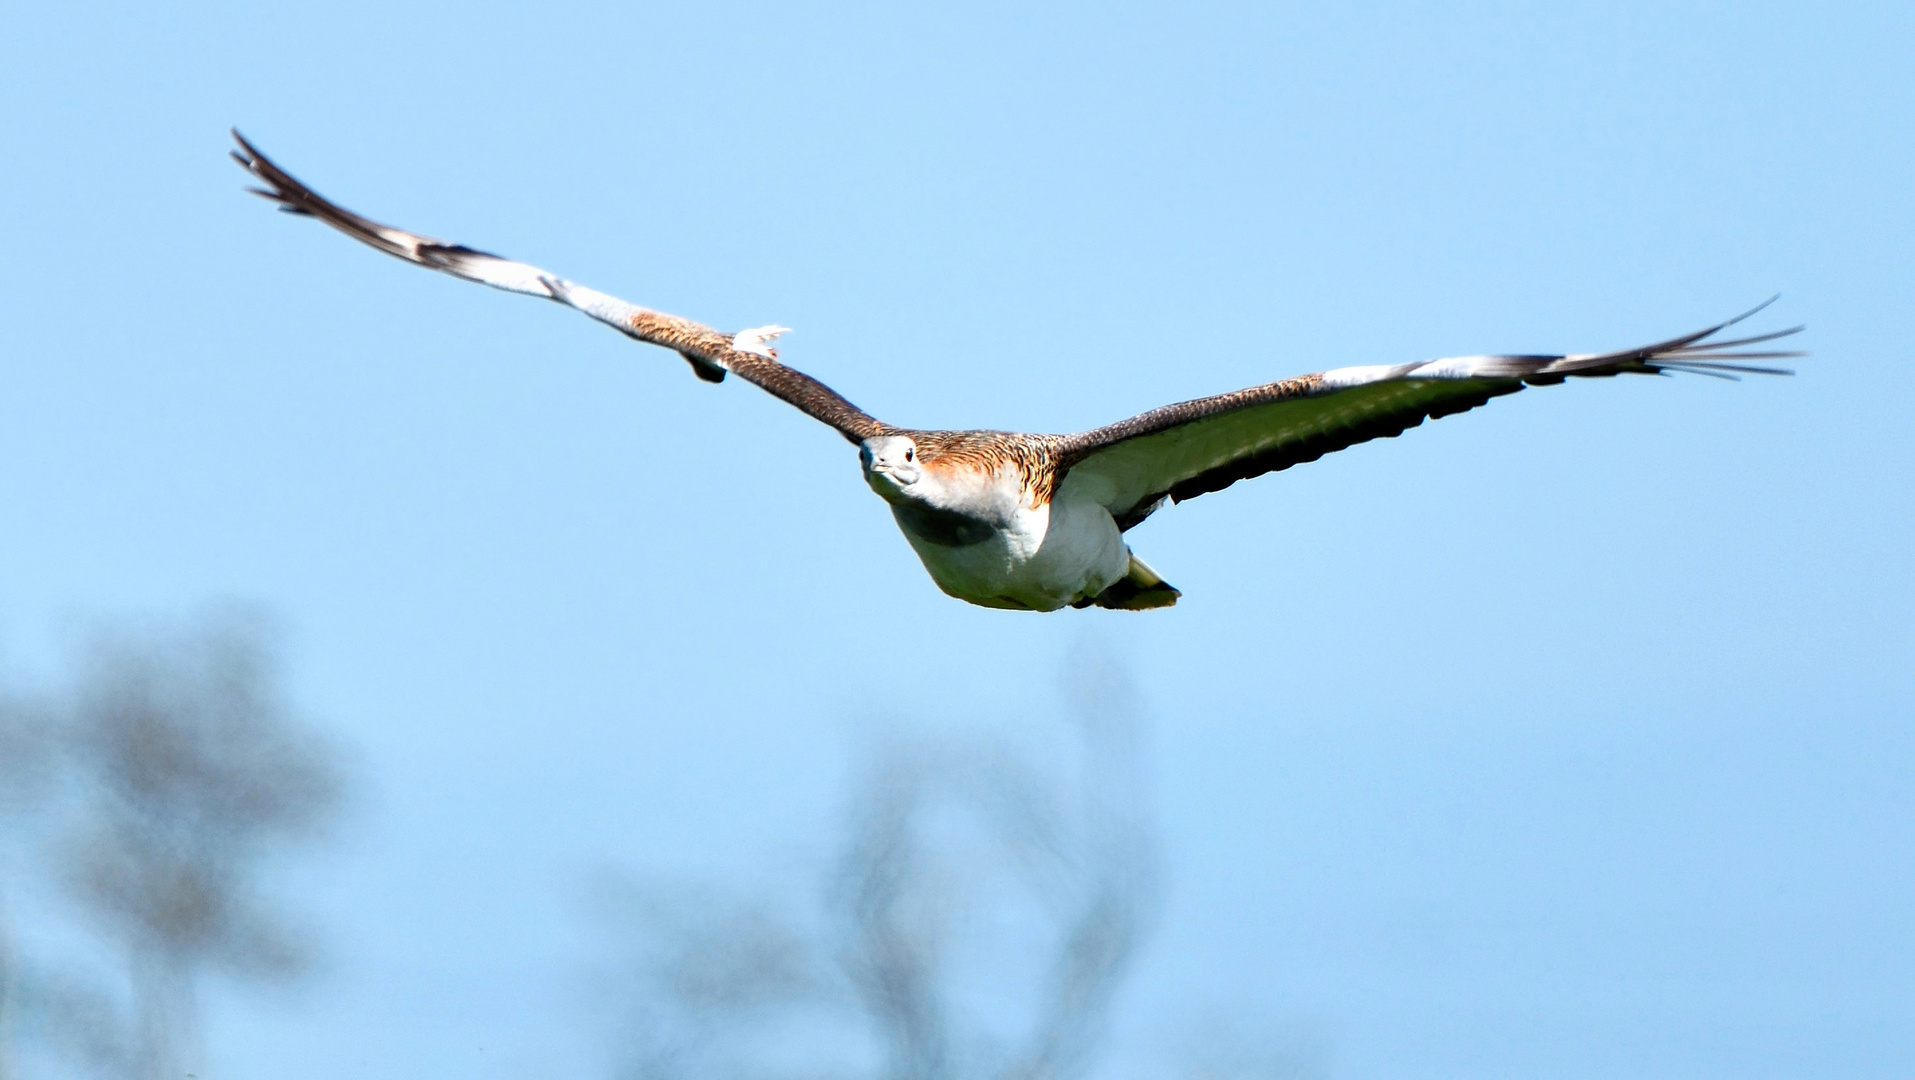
(1057, 306), (1800, 529)
(231, 131), (888, 443)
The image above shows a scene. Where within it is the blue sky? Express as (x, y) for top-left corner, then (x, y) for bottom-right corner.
(1, 1), (1911, 1077)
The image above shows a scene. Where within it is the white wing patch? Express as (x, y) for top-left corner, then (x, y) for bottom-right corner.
(1321, 355), (1555, 386)
(539, 276), (651, 331)
(430, 252), (559, 297)
(1320, 363), (1422, 388)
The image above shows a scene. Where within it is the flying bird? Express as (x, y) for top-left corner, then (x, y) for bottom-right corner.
(231, 132), (1799, 612)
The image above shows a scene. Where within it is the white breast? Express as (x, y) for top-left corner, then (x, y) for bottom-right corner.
(892, 469), (1129, 611)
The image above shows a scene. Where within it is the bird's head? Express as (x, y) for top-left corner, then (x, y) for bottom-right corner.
(859, 434), (923, 499)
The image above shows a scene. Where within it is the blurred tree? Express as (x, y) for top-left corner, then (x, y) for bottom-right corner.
(585, 645), (1158, 1080)
(50, 612), (345, 1080)
(0, 688), (57, 1080)
(0, 689), (57, 815)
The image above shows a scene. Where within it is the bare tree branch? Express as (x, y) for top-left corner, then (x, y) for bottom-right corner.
(585, 645), (1159, 1080)
(834, 645), (1159, 1080)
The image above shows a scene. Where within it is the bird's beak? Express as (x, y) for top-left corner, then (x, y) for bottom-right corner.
(863, 460), (921, 491)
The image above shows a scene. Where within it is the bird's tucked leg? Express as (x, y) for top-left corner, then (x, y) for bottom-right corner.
(679, 351), (728, 383)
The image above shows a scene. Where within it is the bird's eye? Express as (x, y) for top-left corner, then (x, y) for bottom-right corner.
(905, 448), (915, 462)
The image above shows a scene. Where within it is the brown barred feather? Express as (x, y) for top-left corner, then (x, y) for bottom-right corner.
(622, 311), (890, 443)
(911, 431), (1072, 506)
(1055, 373), (1327, 465)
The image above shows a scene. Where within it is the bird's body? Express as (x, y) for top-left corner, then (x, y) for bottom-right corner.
(232, 133), (1798, 611)
(863, 433), (1130, 610)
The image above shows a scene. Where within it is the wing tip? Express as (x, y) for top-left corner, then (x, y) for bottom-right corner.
(230, 128), (269, 177)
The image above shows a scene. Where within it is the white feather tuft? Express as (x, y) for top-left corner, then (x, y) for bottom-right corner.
(732, 325), (791, 358)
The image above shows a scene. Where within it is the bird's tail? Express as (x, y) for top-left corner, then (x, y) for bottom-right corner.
(1089, 552), (1181, 610)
